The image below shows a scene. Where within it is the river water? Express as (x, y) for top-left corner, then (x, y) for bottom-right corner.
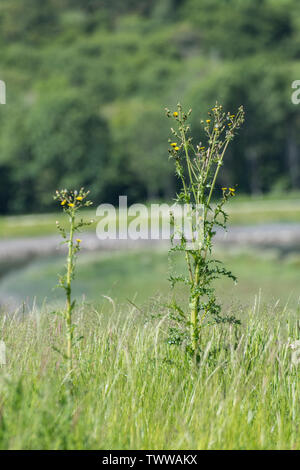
(1, 223), (300, 311)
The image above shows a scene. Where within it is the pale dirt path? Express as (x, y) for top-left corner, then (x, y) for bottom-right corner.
(1, 223), (300, 264)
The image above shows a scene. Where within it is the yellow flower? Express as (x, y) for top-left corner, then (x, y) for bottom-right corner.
(222, 187), (227, 191)
(173, 111), (178, 117)
(170, 142), (177, 147)
(200, 146), (205, 150)
(174, 146), (180, 151)
(61, 200), (67, 206)
(76, 196), (83, 201)
(68, 203), (75, 207)
(76, 238), (82, 243)
(206, 119), (211, 123)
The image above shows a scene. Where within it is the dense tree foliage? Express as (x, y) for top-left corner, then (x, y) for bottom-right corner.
(0, 0), (299, 213)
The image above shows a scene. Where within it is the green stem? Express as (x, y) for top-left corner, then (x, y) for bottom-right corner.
(185, 251), (193, 284)
(66, 212), (75, 374)
(190, 138), (230, 351)
(190, 263), (200, 352)
(180, 126), (198, 204)
(205, 139), (230, 218)
(203, 139), (230, 261)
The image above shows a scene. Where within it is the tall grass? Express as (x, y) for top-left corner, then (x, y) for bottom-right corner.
(0, 301), (299, 450)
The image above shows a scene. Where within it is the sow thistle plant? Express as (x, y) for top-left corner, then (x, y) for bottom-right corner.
(165, 103), (245, 354)
(53, 188), (93, 375)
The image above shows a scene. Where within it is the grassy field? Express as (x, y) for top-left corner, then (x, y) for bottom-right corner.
(1, 194), (300, 450)
(0, 302), (299, 449)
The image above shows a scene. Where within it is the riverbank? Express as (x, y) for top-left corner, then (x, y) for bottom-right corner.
(1, 222), (300, 265)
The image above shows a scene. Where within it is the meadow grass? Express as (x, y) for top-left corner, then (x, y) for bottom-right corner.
(0, 301), (299, 450)
(1, 192), (300, 450)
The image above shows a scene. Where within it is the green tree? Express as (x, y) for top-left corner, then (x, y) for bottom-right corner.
(0, 89), (110, 212)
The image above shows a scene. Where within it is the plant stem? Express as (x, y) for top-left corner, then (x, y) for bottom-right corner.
(205, 139), (230, 217)
(190, 263), (200, 351)
(66, 212), (74, 374)
(190, 137), (229, 352)
(185, 251), (194, 284)
(181, 128), (197, 204)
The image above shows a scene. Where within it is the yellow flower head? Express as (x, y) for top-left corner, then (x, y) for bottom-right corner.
(170, 142), (177, 147)
(76, 196), (83, 201)
(61, 200), (67, 206)
(222, 187), (227, 191)
(76, 238), (82, 243)
(174, 146), (180, 151)
(206, 119), (211, 123)
(68, 203), (75, 207)
(200, 146), (205, 150)
(173, 111), (178, 117)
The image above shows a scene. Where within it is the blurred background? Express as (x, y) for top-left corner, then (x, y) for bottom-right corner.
(0, 0), (300, 312)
